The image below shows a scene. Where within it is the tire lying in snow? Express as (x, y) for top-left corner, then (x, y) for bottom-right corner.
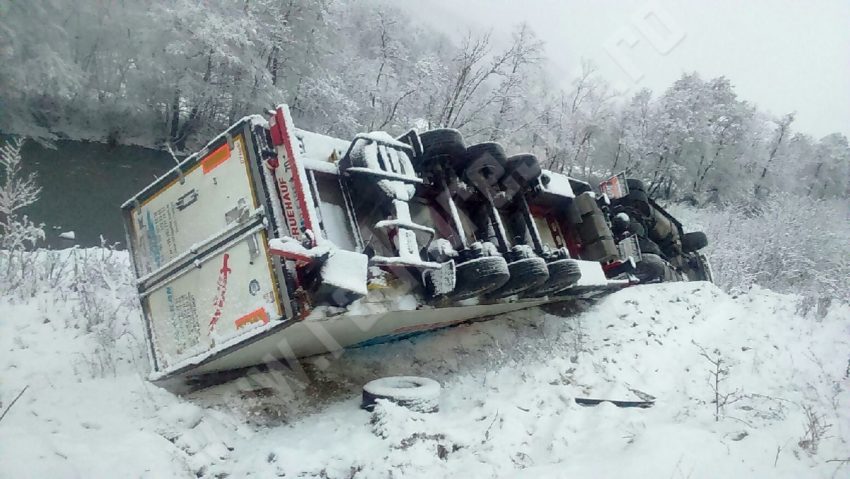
(361, 376), (441, 413)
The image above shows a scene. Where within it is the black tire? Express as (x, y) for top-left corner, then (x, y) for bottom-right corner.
(418, 129), (466, 170)
(503, 153), (542, 189)
(624, 189), (649, 204)
(685, 252), (714, 282)
(635, 253), (684, 283)
(460, 142), (507, 178)
(626, 178), (646, 193)
(528, 258), (582, 297)
(634, 253), (666, 282)
(638, 237), (663, 256)
(361, 376), (440, 413)
(618, 188), (651, 216)
(450, 255), (510, 300)
(488, 256), (549, 298)
(681, 231), (708, 252)
(696, 253), (714, 282)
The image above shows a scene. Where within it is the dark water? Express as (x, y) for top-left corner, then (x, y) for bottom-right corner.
(17, 139), (176, 249)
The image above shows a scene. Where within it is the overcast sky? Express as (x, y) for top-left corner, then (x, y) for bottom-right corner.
(413, 0), (850, 138)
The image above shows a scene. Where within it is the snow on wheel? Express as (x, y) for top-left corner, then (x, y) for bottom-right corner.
(418, 129), (466, 169)
(488, 256), (549, 298)
(529, 258), (582, 297)
(450, 255), (510, 301)
(361, 376), (441, 413)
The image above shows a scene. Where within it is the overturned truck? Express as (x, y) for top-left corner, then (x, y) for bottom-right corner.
(122, 105), (711, 381)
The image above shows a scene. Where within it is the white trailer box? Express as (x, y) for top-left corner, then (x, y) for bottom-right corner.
(123, 106), (627, 381)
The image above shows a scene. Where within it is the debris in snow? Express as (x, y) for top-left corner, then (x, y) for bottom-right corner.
(3, 250), (849, 478)
(58, 231), (75, 240)
(361, 376), (441, 413)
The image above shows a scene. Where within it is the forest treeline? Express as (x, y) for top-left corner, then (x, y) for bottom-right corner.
(1, 0), (848, 204)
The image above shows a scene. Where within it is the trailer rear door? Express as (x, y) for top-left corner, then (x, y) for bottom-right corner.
(122, 119), (289, 373)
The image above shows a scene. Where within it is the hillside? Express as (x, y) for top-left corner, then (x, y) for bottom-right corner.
(1, 251), (847, 478)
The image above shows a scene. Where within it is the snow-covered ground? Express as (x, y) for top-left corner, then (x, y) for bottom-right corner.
(1, 250), (849, 478)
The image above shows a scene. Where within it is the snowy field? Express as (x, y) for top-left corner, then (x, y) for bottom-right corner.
(1, 250), (849, 478)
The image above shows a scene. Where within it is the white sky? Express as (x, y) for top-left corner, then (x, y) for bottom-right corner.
(412, 0), (850, 138)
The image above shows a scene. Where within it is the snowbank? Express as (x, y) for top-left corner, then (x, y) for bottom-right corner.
(1, 250), (848, 478)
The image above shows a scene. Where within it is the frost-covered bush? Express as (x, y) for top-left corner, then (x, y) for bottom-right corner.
(0, 137), (44, 251)
(670, 197), (850, 308)
(0, 244), (142, 377)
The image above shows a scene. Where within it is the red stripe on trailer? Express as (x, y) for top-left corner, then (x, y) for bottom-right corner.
(273, 106), (315, 246)
(269, 110), (285, 146)
(208, 253), (232, 332)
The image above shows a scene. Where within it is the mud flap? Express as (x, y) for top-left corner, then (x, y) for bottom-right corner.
(314, 250), (369, 307)
(423, 260), (456, 298)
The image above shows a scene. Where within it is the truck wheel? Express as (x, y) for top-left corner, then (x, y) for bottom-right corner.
(450, 255), (510, 300)
(698, 253), (714, 283)
(635, 253), (680, 283)
(503, 153), (542, 189)
(361, 376), (441, 413)
(419, 129), (466, 169)
(460, 142), (507, 176)
(681, 231), (708, 252)
(527, 258), (582, 297)
(488, 256), (549, 298)
(624, 189), (649, 204)
(626, 178), (646, 193)
(688, 252), (714, 282)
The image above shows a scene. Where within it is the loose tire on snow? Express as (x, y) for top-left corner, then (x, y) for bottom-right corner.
(450, 255), (510, 300)
(681, 231), (708, 252)
(361, 376), (441, 413)
(488, 256), (550, 298)
(528, 258), (582, 297)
